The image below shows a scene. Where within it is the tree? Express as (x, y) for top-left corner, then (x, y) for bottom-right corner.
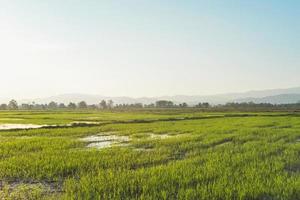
(58, 103), (66, 109)
(107, 100), (114, 109)
(68, 102), (77, 109)
(20, 103), (33, 110)
(179, 102), (188, 108)
(145, 103), (155, 108)
(155, 100), (174, 108)
(78, 101), (87, 109)
(48, 101), (58, 109)
(0, 104), (7, 110)
(133, 103), (143, 108)
(195, 102), (210, 108)
(33, 104), (47, 110)
(202, 102), (210, 108)
(88, 104), (97, 109)
(99, 100), (107, 109)
(8, 100), (18, 110)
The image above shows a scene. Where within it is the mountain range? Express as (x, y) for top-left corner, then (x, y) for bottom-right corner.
(14, 86), (300, 105)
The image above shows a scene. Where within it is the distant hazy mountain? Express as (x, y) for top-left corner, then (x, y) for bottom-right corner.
(230, 87), (300, 99)
(20, 93), (231, 105)
(234, 94), (300, 104)
(14, 86), (300, 105)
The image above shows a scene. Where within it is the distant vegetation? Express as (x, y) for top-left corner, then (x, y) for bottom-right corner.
(1, 99), (300, 111)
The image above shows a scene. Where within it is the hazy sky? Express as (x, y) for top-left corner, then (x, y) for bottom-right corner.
(0, 0), (299, 99)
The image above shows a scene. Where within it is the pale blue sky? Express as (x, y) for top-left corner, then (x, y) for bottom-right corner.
(0, 0), (299, 98)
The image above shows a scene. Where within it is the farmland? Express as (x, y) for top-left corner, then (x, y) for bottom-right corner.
(0, 110), (299, 199)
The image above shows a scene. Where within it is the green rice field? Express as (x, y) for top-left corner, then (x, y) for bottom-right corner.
(0, 110), (299, 199)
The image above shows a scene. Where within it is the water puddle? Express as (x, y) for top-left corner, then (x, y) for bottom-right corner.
(86, 141), (113, 148)
(81, 132), (182, 150)
(148, 133), (171, 139)
(71, 121), (101, 125)
(80, 134), (130, 149)
(133, 148), (153, 152)
(0, 122), (102, 130)
(0, 124), (46, 130)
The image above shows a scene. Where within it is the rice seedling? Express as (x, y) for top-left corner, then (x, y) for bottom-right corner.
(0, 110), (299, 199)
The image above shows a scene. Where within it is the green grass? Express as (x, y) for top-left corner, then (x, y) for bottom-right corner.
(0, 110), (299, 199)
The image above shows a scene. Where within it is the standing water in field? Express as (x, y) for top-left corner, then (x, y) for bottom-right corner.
(80, 134), (130, 149)
(149, 133), (171, 139)
(0, 121), (103, 130)
(0, 124), (46, 130)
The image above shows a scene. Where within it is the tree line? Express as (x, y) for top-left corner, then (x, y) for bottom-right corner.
(0, 99), (210, 110)
(0, 99), (115, 110)
(1, 99), (300, 111)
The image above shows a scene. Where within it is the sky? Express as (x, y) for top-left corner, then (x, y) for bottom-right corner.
(0, 0), (299, 99)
